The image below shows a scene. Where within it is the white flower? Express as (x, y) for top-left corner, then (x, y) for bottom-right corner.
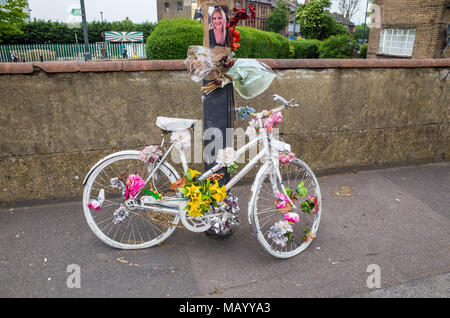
(216, 147), (236, 167)
(267, 220), (293, 247)
(170, 129), (191, 150)
(276, 220), (293, 234)
(245, 126), (257, 140)
(139, 145), (162, 163)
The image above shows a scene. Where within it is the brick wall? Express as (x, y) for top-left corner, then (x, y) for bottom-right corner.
(368, 0), (450, 59)
(157, 0), (191, 21)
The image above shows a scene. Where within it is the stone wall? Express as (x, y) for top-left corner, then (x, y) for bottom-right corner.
(0, 59), (448, 203)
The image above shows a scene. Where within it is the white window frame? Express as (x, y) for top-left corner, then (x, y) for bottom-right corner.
(378, 29), (416, 57)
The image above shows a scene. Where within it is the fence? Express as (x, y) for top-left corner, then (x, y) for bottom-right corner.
(0, 42), (146, 62)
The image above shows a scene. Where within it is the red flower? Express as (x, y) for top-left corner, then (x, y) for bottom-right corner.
(230, 28), (241, 52)
(227, 18), (238, 29)
(248, 4), (256, 19)
(233, 8), (249, 19)
(233, 28), (240, 42)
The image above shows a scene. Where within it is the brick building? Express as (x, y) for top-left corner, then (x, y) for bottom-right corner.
(367, 0), (450, 59)
(157, 0), (193, 21)
(237, 0), (276, 31)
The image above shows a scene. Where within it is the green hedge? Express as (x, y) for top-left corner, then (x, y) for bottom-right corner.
(359, 44), (368, 59)
(318, 35), (357, 59)
(235, 26), (291, 59)
(146, 19), (203, 60)
(289, 39), (322, 58)
(146, 19), (291, 60)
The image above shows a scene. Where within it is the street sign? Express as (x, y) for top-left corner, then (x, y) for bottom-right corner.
(71, 8), (82, 16)
(288, 23), (300, 33)
(104, 31), (144, 42)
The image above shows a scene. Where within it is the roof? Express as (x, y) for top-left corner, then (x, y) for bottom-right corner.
(331, 12), (355, 26)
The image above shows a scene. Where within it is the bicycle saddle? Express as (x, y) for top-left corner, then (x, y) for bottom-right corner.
(156, 116), (197, 131)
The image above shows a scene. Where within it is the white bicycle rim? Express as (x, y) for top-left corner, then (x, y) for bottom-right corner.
(82, 151), (181, 249)
(250, 158), (322, 259)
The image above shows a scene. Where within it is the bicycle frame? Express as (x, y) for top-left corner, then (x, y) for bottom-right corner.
(140, 116), (297, 213)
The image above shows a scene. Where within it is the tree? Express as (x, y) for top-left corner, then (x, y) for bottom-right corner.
(337, 0), (361, 25)
(0, 0), (29, 42)
(296, 0), (349, 40)
(266, 1), (289, 33)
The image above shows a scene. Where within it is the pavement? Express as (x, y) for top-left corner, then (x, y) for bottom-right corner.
(1, 162), (449, 298)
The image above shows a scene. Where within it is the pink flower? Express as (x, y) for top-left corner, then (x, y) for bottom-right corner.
(139, 145), (162, 163)
(279, 152), (296, 164)
(262, 111), (283, 130)
(87, 199), (101, 211)
(306, 196), (319, 214)
(284, 212), (300, 223)
(124, 174), (146, 199)
(271, 112), (282, 126)
(276, 191), (289, 209)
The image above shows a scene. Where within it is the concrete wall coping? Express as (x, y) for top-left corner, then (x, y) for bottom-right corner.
(0, 58), (449, 74)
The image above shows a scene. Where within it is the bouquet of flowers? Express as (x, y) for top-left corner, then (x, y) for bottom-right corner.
(174, 168), (227, 218)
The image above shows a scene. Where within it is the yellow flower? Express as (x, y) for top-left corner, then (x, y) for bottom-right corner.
(188, 168), (201, 179)
(190, 192), (206, 206)
(212, 185), (227, 202)
(187, 207), (203, 218)
(209, 180), (220, 193)
(185, 183), (201, 197)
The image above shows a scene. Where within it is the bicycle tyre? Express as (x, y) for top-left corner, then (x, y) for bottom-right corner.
(250, 158), (322, 258)
(82, 151), (181, 249)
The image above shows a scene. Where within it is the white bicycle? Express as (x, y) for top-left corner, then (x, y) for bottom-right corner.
(82, 95), (321, 258)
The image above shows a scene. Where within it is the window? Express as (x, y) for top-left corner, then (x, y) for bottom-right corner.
(378, 29), (416, 57)
(177, 1), (183, 12)
(164, 2), (169, 14)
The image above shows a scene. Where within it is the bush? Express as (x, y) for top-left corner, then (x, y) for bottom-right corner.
(318, 35), (357, 59)
(359, 43), (368, 59)
(146, 19), (292, 60)
(146, 19), (203, 60)
(290, 39), (322, 58)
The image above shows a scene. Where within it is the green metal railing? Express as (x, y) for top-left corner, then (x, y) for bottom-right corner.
(0, 42), (146, 62)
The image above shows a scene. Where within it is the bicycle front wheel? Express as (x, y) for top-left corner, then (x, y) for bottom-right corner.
(83, 151), (181, 249)
(250, 158), (322, 258)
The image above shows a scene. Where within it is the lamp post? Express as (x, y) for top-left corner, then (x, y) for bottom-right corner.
(292, 0), (298, 38)
(100, 11), (105, 42)
(362, 0), (370, 44)
(80, 0), (91, 60)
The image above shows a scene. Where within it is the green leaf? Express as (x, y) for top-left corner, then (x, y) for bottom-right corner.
(227, 163), (239, 174)
(301, 201), (311, 214)
(296, 181), (308, 198)
(185, 169), (192, 182)
(285, 187), (292, 198)
(286, 231), (293, 242)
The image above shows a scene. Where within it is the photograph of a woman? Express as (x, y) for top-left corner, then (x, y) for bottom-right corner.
(209, 6), (229, 48)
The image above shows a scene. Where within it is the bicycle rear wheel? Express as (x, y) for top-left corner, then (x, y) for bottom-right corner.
(82, 151), (181, 249)
(250, 158), (322, 258)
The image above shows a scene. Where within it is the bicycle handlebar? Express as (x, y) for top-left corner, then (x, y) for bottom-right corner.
(249, 95), (298, 119)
